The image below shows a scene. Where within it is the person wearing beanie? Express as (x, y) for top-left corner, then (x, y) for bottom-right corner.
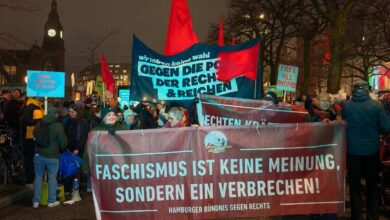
(32, 104), (67, 208)
(82, 107), (126, 182)
(95, 107), (127, 130)
(264, 91), (280, 105)
(123, 109), (140, 130)
(343, 81), (390, 219)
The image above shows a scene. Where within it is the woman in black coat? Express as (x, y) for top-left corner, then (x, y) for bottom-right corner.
(62, 104), (89, 194)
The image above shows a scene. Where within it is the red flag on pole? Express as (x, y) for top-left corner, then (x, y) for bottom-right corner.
(100, 53), (115, 95)
(218, 17), (224, 46)
(164, 0), (199, 56)
(216, 42), (259, 83)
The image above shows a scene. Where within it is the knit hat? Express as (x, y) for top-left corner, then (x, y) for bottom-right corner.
(101, 107), (114, 119)
(265, 91), (279, 104)
(47, 104), (57, 116)
(353, 81), (369, 93)
(123, 109), (137, 119)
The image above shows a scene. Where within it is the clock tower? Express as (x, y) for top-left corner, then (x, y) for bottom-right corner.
(42, 0), (65, 71)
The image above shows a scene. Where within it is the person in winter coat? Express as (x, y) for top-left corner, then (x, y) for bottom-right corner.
(32, 105), (67, 208)
(123, 109), (140, 130)
(63, 104), (89, 157)
(4, 88), (23, 131)
(21, 97), (44, 185)
(87, 105), (101, 130)
(132, 103), (156, 129)
(164, 107), (186, 128)
(82, 107), (126, 192)
(343, 81), (390, 220)
(62, 104), (89, 194)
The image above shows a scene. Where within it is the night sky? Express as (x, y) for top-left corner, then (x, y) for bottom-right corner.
(0, 0), (229, 73)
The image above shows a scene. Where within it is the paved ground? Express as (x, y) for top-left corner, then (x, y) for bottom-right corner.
(0, 190), (95, 220)
(0, 186), (388, 220)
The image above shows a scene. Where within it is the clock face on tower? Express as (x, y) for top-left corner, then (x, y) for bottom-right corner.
(48, 29), (56, 37)
(60, 30), (63, 39)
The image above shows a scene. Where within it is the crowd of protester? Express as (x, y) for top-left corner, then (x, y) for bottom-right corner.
(0, 85), (389, 217)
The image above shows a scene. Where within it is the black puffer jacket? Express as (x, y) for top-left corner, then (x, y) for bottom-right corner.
(64, 118), (89, 156)
(343, 91), (390, 155)
(133, 104), (156, 129)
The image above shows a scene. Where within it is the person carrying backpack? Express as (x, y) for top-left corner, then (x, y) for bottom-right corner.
(32, 105), (67, 209)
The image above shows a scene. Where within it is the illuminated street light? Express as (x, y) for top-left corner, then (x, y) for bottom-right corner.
(259, 13), (265, 19)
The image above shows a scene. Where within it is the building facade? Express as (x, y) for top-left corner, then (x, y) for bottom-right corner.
(76, 63), (131, 96)
(0, 0), (66, 94)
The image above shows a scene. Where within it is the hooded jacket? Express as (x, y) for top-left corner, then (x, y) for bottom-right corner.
(21, 98), (44, 139)
(33, 114), (67, 159)
(343, 91), (390, 155)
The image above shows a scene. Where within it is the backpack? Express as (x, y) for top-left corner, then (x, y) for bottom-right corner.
(34, 122), (51, 148)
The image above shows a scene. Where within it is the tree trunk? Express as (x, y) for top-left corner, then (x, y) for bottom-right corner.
(270, 63), (278, 85)
(327, 17), (347, 94)
(301, 37), (312, 94)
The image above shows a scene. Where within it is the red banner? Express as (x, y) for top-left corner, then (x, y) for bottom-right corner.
(88, 122), (346, 219)
(197, 94), (308, 126)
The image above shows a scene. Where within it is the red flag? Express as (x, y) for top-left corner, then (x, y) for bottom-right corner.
(231, 35), (235, 45)
(100, 53), (115, 95)
(218, 17), (224, 46)
(216, 42), (259, 82)
(164, 0), (199, 56)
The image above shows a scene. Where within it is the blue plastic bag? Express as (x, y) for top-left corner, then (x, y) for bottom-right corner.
(59, 151), (83, 178)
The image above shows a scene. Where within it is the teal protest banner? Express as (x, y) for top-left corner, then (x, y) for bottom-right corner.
(27, 70), (65, 98)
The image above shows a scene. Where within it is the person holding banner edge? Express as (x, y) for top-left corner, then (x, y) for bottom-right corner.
(82, 107), (126, 191)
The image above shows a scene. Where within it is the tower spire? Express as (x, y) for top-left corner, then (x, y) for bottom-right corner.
(51, 0), (57, 11)
(42, 0), (65, 71)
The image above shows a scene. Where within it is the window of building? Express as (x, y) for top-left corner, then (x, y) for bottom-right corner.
(2, 65), (17, 75)
(0, 75), (7, 85)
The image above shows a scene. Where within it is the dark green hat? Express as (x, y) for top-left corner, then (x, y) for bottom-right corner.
(101, 107), (114, 119)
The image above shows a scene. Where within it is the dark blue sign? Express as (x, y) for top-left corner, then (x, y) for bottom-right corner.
(27, 70), (65, 98)
(131, 36), (258, 107)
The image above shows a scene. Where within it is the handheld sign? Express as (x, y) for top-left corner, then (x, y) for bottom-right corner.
(118, 88), (131, 109)
(276, 64), (298, 92)
(27, 70), (65, 98)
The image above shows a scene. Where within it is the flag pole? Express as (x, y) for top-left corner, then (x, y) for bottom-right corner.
(255, 40), (263, 99)
(102, 83), (106, 108)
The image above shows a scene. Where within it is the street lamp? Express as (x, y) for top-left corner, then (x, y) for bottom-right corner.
(259, 13), (265, 19)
